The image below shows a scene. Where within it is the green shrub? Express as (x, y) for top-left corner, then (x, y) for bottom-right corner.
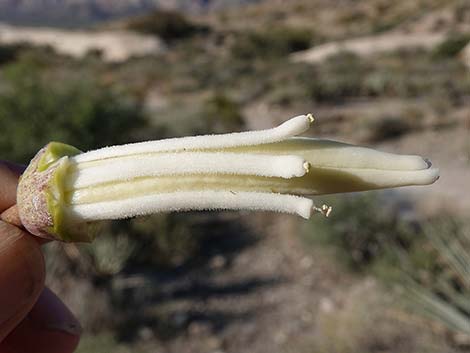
(398, 218), (470, 342)
(432, 33), (470, 58)
(0, 44), (24, 66)
(76, 333), (143, 353)
(121, 214), (206, 269)
(299, 49), (470, 103)
(363, 115), (414, 143)
(143, 92), (244, 138)
(127, 10), (208, 42)
(231, 26), (312, 60)
(308, 51), (370, 102)
(304, 193), (470, 343)
(303, 194), (416, 271)
(201, 93), (245, 133)
(0, 57), (148, 163)
(76, 214), (207, 275)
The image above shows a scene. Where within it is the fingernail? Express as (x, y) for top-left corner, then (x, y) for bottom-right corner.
(0, 222), (45, 324)
(27, 288), (82, 336)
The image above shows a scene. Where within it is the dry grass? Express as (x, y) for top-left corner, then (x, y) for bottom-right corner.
(290, 280), (454, 353)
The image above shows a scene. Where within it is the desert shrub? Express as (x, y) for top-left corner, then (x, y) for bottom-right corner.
(432, 33), (470, 58)
(261, 61), (315, 106)
(394, 218), (470, 343)
(313, 280), (447, 353)
(304, 194), (470, 343)
(231, 26), (312, 60)
(374, 51), (470, 101)
(303, 194), (416, 271)
(0, 57), (148, 163)
(45, 210), (256, 337)
(73, 214), (209, 277)
(454, 2), (470, 23)
(115, 214), (206, 270)
(127, 10), (208, 42)
(200, 93), (244, 133)
(363, 115), (415, 143)
(307, 50), (439, 102)
(144, 92), (244, 138)
(76, 333), (142, 353)
(308, 51), (371, 102)
(0, 44), (24, 66)
(298, 49), (470, 103)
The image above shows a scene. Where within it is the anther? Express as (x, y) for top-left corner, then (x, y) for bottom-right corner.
(306, 113), (315, 124)
(313, 204), (332, 217)
(321, 204), (332, 217)
(303, 161), (311, 174)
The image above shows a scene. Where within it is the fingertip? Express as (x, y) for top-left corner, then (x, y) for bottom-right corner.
(26, 288), (82, 337)
(0, 221), (45, 341)
(0, 288), (81, 353)
(0, 328), (80, 353)
(0, 161), (26, 175)
(0, 161), (25, 213)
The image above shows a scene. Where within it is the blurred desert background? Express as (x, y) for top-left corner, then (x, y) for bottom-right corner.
(0, 0), (469, 352)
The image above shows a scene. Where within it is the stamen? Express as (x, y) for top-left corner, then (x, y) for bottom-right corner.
(303, 161), (311, 174)
(313, 204), (332, 217)
(72, 115), (312, 163)
(69, 153), (308, 189)
(306, 113), (315, 124)
(68, 191), (314, 221)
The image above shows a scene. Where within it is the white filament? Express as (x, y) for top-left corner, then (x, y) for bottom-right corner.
(69, 191), (314, 220)
(73, 115), (312, 163)
(69, 153), (308, 189)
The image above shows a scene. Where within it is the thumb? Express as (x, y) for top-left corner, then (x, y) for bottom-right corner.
(0, 221), (45, 342)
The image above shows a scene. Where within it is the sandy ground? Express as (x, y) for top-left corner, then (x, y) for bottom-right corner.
(118, 212), (453, 353)
(0, 23), (165, 62)
(291, 32), (445, 64)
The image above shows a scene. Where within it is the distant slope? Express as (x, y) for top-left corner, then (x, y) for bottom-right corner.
(0, 23), (165, 62)
(0, 0), (261, 27)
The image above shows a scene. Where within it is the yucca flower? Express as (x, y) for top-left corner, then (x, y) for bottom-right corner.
(17, 114), (439, 242)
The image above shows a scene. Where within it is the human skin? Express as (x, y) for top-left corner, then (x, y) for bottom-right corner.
(0, 161), (81, 353)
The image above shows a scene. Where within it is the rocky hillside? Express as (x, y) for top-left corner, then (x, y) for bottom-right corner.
(0, 0), (261, 27)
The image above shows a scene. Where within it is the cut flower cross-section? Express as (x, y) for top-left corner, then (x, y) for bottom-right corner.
(16, 114), (439, 242)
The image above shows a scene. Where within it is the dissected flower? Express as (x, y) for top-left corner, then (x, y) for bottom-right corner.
(16, 114), (439, 242)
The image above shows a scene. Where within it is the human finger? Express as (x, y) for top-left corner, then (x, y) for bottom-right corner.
(0, 162), (24, 213)
(0, 221), (45, 342)
(0, 287), (81, 353)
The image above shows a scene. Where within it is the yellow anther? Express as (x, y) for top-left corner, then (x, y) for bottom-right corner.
(322, 204), (332, 217)
(303, 161), (311, 174)
(313, 204), (332, 217)
(306, 113), (315, 124)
